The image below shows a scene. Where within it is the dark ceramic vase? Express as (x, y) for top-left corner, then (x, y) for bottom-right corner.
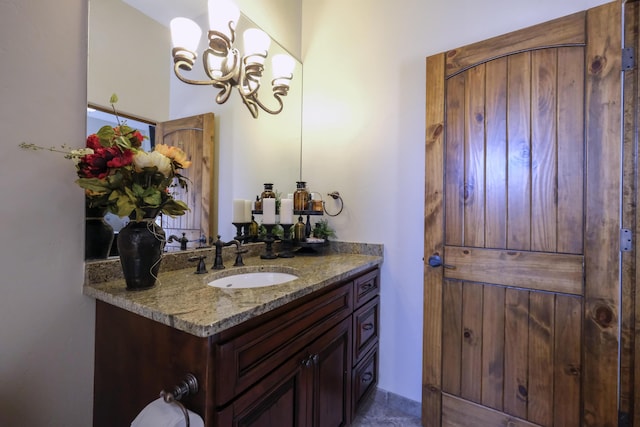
(85, 205), (114, 260)
(117, 217), (165, 291)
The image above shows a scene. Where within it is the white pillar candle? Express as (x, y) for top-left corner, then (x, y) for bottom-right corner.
(263, 198), (276, 224)
(244, 200), (252, 222)
(232, 199), (245, 223)
(280, 198), (293, 224)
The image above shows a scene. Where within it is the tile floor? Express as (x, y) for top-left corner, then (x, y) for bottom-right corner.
(351, 389), (422, 427)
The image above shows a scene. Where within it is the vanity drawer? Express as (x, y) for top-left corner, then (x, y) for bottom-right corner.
(353, 295), (379, 364)
(353, 268), (379, 307)
(352, 347), (378, 415)
(214, 282), (353, 406)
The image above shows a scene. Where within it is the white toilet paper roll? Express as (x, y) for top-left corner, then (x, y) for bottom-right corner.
(131, 397), (204, 427)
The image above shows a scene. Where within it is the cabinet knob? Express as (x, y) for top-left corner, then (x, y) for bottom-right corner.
(362, 323), (374, 331)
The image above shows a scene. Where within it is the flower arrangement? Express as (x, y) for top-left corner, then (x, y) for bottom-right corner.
(20, 94), (191, 220)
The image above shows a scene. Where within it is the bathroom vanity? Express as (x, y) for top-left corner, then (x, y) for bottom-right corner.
(85, 251), (381, 427)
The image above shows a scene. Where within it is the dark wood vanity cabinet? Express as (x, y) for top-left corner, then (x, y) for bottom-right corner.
(93, 267), (380, 427)
(215, 317), (352, 427)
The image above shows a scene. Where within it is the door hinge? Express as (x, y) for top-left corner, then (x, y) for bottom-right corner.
(622, 47), (635, 70)
(619, 411), (631, 427)
(621, 228), (633, 252)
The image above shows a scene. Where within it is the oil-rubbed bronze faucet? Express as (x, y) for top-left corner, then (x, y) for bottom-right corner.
(212, 236), (245, 269)
(168, 232), (189, 251)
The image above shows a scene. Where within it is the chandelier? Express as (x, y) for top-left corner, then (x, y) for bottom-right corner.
(170, 0), (295, 118)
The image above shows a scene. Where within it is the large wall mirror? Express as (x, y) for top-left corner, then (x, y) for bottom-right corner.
(87, 0), (303, 255)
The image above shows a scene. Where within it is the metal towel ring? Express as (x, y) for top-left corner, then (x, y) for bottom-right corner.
(159, 373), (199, 427)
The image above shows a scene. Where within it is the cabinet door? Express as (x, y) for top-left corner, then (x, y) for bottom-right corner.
(215, 352), (311, 427)
(309, 317), (352, 427)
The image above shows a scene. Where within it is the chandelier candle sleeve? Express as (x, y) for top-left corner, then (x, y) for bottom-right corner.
(170, 18), (201, 54)
(263, 198), (276, 224)
(280, 198), (294, 224)
(272, 54), (296, 85)
(208, 0), (240, 41)
(243, 28), (270, 65)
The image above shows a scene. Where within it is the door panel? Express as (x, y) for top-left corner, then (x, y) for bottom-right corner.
(443, 246), (583, 295)
(441, 281), (581, 424)
(424, 3), (621, 426)
(155, 113), (217, 245)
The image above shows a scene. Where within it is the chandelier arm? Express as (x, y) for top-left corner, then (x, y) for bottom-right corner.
(172, 61), (233, 106)
(202, 49), (240, 83)
(216, 85), (234, 105)
(173, 63), (224, 86)
(238, 88), (260, 118)
(251, 92), (285, 116)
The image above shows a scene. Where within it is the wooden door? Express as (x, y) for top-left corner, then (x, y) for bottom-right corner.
(423, 3), (621, 427)
(155, 113), (217, 247)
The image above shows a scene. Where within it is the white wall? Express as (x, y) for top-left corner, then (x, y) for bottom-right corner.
(300, 0), (611, 402)
(88, 0), (170, 121)
(237, 0), (302, 60)
(0, 1), (93, 426)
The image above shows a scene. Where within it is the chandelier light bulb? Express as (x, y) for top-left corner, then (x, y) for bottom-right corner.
(208, 0), (240, 41)
(170, 17), (202, 53)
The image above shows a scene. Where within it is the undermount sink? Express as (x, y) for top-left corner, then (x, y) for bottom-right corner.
(207, 271), (298, 289)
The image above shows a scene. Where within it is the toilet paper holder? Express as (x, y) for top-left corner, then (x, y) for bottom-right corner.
(159, 373), (199, 427)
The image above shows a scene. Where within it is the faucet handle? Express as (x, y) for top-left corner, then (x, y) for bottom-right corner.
(188, 255), (208, 274)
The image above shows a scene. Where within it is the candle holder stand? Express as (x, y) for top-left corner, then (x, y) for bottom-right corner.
(260, 224), (278, 259)
(278, 224), (295, 258)
(232, 222), (251, 242)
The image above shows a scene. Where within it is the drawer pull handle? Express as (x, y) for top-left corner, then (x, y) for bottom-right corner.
(362, 323), (374, 331)
(301, 354), (320, 368)
(302, 356), (313, 368)
(361, 372), (373, 382)
(360, 282), (374, 292)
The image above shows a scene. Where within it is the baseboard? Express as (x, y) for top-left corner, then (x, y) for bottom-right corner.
(371, 387), (421, 419)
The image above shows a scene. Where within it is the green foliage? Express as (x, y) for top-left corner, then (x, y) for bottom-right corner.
(312, 219), (336, 239)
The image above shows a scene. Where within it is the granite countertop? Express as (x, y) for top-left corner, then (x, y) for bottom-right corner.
(83, 247), (382, 338)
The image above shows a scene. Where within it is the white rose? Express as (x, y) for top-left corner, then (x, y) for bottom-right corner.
(133, 151), (172, 177)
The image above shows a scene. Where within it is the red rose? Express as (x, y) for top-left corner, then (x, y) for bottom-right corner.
(131, 131), (144, 147)
(106, 147), (133, 168)
(86, 134), (101, 150)
(77, 146), (133, 179)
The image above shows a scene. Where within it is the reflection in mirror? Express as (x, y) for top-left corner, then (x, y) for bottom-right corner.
(85, 108), (155, 244)
(169, 3), (297, 119)
(87, 0), (303, 258)
(86, 108), (216, 254)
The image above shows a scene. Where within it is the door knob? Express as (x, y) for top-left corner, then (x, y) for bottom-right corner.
(427, 254), (455, 269)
